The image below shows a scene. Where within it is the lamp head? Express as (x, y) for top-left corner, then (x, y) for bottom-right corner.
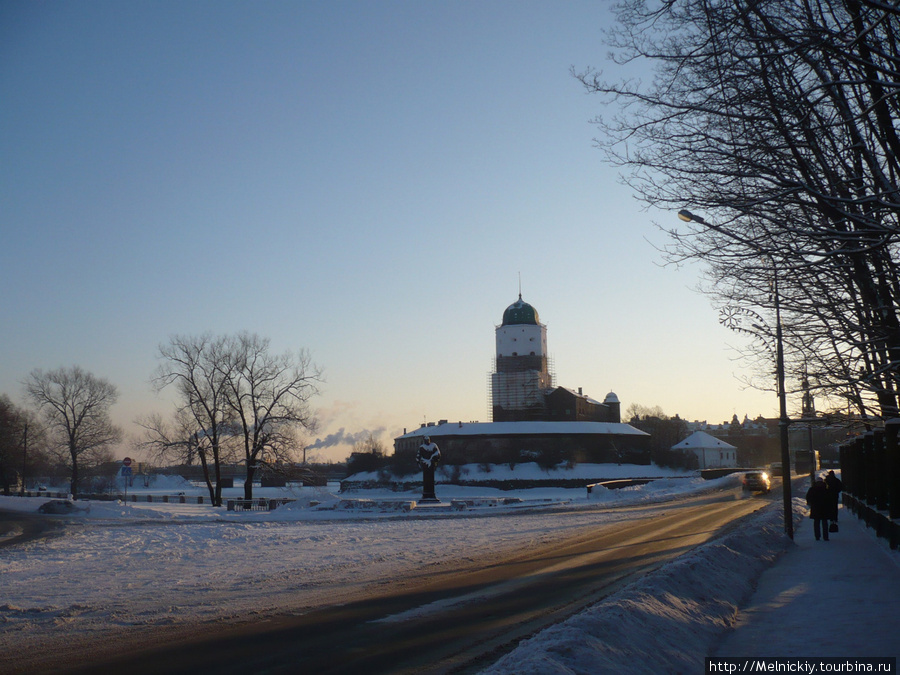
(678, 209), (706, 224)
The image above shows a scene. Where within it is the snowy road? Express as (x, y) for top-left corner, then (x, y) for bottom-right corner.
(0, 478), (773, 674)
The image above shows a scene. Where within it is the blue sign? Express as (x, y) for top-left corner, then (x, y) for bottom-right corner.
(122, 466), (133, 476)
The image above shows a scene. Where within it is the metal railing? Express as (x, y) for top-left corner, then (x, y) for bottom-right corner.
(226, 498), (296, 511)
(839, 422), (900, 549)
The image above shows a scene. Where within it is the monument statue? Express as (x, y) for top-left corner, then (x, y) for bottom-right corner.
(416, 436), (441, 502)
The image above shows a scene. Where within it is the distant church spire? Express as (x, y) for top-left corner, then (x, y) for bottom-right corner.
(801, 368), (816, 418)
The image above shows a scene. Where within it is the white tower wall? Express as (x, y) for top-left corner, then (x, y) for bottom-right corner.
(495, 323), (547, 358)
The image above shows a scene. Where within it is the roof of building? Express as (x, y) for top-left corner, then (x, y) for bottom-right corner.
(397, 420), (649, 440)
(671, 430), (738, 451)
(502, 294), (540, 326)
(549, 387), (605, 406)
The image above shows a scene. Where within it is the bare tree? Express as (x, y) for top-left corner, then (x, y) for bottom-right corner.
(224, 332), (321, 499)
(152, 334), (239, 506)
(625, 403), (667, 422)
(352, 432), (386, 456)
(24, 367), (122, 498)
(152, 333), (322, 504)
(579, 0), (900, 419)
(0, 396), (29, 495)
(0, 400), (50, 494)
(134, 409), (202, 467)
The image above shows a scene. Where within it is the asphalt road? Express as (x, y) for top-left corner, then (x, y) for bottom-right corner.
(57, 484), (775, 675)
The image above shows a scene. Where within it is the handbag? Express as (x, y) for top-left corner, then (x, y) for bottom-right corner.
(829, 521), (839, 533)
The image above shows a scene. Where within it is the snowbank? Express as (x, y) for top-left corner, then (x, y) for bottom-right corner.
(347, 461), (694, 483)
(3, 464), (735, 522)
(481, 504), (792, 675)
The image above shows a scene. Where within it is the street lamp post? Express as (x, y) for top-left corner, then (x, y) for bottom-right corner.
(678, 209), (794, 539)
(772, 272), (794, 539)
(20, 422), (28, 497)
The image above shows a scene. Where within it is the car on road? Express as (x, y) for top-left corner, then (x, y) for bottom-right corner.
(38, 500), (78, 514)
(767, 462), (783, 477)
(742, 470), (771, 494)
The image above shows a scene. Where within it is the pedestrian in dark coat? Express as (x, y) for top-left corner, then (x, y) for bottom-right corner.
(806, 477), (831, 541)
(824, 470), (843, 523)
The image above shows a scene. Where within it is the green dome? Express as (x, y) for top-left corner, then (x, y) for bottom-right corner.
(502, 295), (539, 325)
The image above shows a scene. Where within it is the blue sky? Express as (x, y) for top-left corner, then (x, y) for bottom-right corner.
(1, 1), (777, 462)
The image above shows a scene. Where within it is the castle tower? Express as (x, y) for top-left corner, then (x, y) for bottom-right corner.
(491, 295), (554, 421)
(603, 391), (621, 424)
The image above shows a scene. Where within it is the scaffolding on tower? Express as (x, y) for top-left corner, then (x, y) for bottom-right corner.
(488, 355), (554, 422)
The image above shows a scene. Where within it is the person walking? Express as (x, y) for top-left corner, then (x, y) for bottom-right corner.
(824, 470), (843, 529)
(806, 476), (831, 541)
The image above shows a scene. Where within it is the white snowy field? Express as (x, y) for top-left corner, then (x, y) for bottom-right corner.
(2, 463), (897, 674)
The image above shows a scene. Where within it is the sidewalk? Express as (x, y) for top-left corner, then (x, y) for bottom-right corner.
(714, 504), (900, 659)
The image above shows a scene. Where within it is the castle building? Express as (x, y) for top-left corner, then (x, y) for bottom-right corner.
(491, 295), (621, 424)
(393, 295), (647, 464)
(491, 295), (553, 421)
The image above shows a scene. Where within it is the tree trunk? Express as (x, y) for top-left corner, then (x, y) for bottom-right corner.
(70, 453), (79, 499)
(198, 451), (216, 506)
(213, 448), (222, 507)
(244, 461), (255, 499)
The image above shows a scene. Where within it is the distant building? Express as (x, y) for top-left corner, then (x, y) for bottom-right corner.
(394, 420), (649, 465)
(686, 414), (777, 438)
(545, 387), (621, 423)
(671, 431), (738, 469)
(685, 405), (862, 469)
(684, 415), (779, 467)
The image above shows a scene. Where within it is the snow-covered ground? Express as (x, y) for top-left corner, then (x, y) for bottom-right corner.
(1, 463), (898, 674)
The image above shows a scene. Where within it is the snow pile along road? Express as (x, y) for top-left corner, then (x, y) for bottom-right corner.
(481, 502), (794, 675)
